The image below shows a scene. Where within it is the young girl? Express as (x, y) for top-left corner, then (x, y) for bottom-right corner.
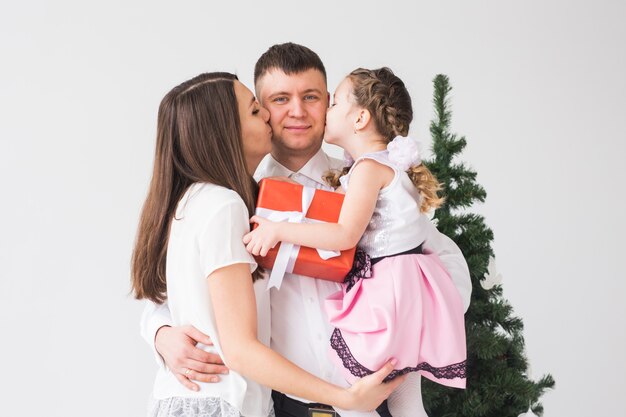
(244, 67), (467, 413)
(131, 72), (403, 417)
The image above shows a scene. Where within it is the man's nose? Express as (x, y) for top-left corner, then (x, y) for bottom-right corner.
(288, 98), (306, 118)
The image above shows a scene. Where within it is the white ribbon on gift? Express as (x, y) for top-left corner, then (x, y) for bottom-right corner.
(255, 186), (340, 290)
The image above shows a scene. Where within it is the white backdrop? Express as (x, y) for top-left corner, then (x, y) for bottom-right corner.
(1, 1), (625, 416)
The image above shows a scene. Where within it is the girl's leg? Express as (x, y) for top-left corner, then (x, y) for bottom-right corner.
(387, 373), (427, 417)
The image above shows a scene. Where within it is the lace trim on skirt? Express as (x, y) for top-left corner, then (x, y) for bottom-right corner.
(330, 328), (467, 383)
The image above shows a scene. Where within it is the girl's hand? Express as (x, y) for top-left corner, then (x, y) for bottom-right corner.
(342, 359), (407, 411)
(243, 216), (281, 256)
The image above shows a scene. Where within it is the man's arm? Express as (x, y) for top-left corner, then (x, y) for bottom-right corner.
(140, 301), (173, 367)
(421, 220), (472, 312)
(140, 300), (229, 391)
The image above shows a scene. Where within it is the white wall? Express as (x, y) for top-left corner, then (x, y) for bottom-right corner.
(1, 1), (624, 416)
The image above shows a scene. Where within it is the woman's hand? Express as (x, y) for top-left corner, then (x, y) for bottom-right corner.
(341, 359), (407, 411)
(243, 216), (282, 256)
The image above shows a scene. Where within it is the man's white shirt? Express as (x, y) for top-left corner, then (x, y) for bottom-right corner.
(140, 148), (472, 409)
(253, 149), (348, 400)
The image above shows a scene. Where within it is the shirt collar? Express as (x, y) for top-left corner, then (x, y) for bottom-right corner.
(255, 148), (331, 187)
(296, 148), (333, 186)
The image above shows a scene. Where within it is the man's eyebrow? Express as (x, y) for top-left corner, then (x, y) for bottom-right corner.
(267, 88), (324, 98)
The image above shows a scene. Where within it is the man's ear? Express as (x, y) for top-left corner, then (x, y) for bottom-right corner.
(354, 109), (372, 131)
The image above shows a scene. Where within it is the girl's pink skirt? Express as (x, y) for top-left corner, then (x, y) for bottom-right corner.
(325, 252), (467, 388)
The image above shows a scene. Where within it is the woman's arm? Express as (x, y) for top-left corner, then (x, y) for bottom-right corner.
(244, 160), (393, 255)
(208, 262), (404, 411)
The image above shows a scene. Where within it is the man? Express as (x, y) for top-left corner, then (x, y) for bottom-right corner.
(141, 43), (472, 417)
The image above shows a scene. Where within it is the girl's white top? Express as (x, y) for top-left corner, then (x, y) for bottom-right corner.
(152, 182), (272, 417)
(340, 150), (431, 258)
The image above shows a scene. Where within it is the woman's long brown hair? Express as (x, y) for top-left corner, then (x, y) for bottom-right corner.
(131, 72), (259, 304)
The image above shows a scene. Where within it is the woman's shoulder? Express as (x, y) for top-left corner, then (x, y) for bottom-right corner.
(192, 182), (245, 201)
(177, 183), (249, 219)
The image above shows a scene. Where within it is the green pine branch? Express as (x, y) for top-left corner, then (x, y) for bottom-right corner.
(421, 74), (554, 417)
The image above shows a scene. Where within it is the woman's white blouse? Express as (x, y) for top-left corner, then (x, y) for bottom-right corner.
(152, 183), (272, 417)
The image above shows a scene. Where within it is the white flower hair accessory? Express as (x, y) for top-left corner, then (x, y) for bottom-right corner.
(387, 135), (422, 171)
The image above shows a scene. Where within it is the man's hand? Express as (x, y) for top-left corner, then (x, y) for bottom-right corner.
(155, 325), (229, 391)
(243, 216), (282, 257)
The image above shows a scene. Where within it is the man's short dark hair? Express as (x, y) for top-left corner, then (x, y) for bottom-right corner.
(254, 42), (327, 84)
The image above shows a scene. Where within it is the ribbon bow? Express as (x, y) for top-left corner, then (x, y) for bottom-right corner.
(255, 186), (340, 290)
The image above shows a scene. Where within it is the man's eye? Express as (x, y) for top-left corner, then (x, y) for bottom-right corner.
(273, 97), (288, 103)
(304, 95), (319, 101)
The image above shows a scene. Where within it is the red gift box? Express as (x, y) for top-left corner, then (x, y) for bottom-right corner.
(254, 178), (356, 288)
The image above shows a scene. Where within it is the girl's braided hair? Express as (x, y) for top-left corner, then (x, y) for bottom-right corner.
(324, 67), (444, 212)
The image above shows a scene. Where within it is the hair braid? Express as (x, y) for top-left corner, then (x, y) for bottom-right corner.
(323, 67), (443, 212)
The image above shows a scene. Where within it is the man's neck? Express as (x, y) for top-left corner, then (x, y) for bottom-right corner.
(271, 146), (321, 172)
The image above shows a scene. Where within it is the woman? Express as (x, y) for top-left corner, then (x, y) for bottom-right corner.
(131, 72), (402, 417)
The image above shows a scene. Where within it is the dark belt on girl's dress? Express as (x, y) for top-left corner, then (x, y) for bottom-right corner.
(371, 244), (424, 265)
(272, 390), (393, 417)
(344, 244), (424, 291)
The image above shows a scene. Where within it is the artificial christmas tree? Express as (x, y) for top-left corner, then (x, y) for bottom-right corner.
(421, 75), (555, 417)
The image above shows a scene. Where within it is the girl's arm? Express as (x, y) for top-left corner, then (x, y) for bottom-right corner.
(209, 262), (404, 411)
(244, 160), (393, 255)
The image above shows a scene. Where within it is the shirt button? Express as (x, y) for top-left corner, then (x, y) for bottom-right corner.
(308, 297), (315, 303)
(317, 333), (323, 341)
